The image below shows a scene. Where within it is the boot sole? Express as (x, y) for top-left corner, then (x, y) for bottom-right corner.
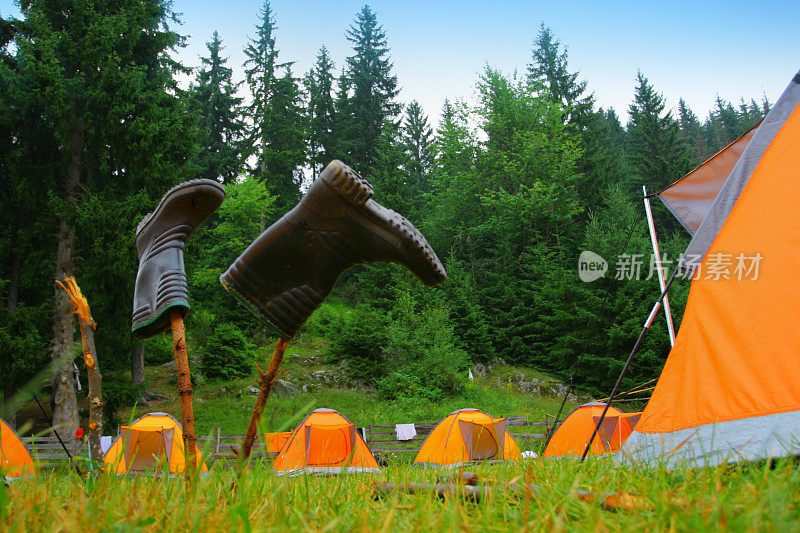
(321, 160), (447, 286)
(136, 179), (226, 239)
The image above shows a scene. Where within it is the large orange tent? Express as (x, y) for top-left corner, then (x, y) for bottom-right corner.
(1, 419), (35, 481)
(103, 413), (207, 474)
(272, 409), (380, 476)
(414, 408), (521, 468)
(621, 70), (800, 467)
(543, 404), (639, 459)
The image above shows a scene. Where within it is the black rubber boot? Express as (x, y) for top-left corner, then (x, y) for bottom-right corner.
(132, 179), (226, 338)
(220, 160), (446, 339)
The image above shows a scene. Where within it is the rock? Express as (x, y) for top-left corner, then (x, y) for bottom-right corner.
(473, 363), (489, 378)
(161, 360), (177, 370)
(246, 386), (259, 395)
(273, 379), (299, 397)
(195, 398), (205, 404)
(144, 391), (171, 401)
(508, 370), (527, 386)
(135, 398), (150, 407)
(310, 370), (340, 385)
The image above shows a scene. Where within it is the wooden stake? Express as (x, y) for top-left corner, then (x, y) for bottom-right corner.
(170, 309), (197, 476)
(56, 277), (103, 465)
(239, 338), (288, 466)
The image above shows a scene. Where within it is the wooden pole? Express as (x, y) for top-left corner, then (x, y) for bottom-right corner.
(170, 309), (197, 476)
(56, 277), (103, 464)
(239, 338), (288, 466)
(78, 319), (103, 463)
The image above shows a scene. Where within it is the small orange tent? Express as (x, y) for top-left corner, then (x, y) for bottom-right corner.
(103, 413), (207, 474)
(272, 409), (379, 476)
(414, 408), (522, 468)
(1, 419), (35, 481)
(544, 403), (639, 459)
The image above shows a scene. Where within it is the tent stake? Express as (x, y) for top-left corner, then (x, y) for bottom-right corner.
(170, 309), (197, 477)
(238, 338), (288, 468)
(580, 267), (680, 462)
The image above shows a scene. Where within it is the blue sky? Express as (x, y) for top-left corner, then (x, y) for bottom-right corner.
(2, 1), (798, 125)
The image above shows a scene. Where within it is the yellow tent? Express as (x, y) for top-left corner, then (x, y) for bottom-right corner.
(543, 403), (639, 459)
(1, 419), (35, 481)
(272, 409), (380, 476)
(414, 408), (521, 468)
(103, 413), (207, 474)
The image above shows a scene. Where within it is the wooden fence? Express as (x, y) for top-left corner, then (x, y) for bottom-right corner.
(20, 416), (556, 468)
(365, 416), (553, 455)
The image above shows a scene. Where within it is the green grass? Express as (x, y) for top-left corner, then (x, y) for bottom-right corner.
(5, 455), (800, 531)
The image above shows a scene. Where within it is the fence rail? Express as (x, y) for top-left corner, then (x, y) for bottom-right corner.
(365, 416), (554, 455)
(19, 415), (556, 467)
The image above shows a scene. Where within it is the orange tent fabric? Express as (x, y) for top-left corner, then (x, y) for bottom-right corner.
(272, 409), (379, 476)
(103, 413), (207, 474)
(1, 419), (35, 480)
(622, 72), (800, 467)
(543, 404), (637, 458)
(657, 123), (759, 234)
(414, 408), (522, 468)
(263, 431), (292, 453)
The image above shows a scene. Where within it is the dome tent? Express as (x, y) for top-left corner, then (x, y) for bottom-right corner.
(543, 403), (639, 459)
(103, 413), (207, 474)
(1, 419), (35, 482)
(414, 408), (521, 468)
(272, 408), (380, 476)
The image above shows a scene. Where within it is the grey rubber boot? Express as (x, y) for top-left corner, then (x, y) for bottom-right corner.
(132, 179), (226, 339)
(220, 160), (446, 339)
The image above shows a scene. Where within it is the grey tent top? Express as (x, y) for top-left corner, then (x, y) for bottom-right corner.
(680, 70), (800, 270)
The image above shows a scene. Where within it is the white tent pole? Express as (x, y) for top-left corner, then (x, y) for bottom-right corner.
(643, 186), (676, 346)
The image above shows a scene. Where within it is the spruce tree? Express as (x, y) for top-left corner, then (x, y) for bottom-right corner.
(677, 98), (705, 166)
(190, 31), (245, 184)
(526, 24), (594, 128)
(305, 45), (338, 181)
(243, 0), (304, 212)
(627, 71), (690, 191)
(8, 0), (197, 440)
(338, 5), (400, 173)
(400, 100), (434, 213)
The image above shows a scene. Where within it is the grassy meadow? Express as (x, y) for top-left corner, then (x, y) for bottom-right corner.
(4, 454), (800, 531)
(112, 334), (580, 437)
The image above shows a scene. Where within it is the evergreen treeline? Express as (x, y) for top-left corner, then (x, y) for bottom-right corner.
(0, 3), (768, 425)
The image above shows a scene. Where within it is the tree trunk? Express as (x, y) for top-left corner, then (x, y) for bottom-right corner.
(131, 341), (145, 387)
(6, 220), (20, 318)
(51, 217), (79, 451)
(78, 319), (103, 463)
(49, 116), (85, 450)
